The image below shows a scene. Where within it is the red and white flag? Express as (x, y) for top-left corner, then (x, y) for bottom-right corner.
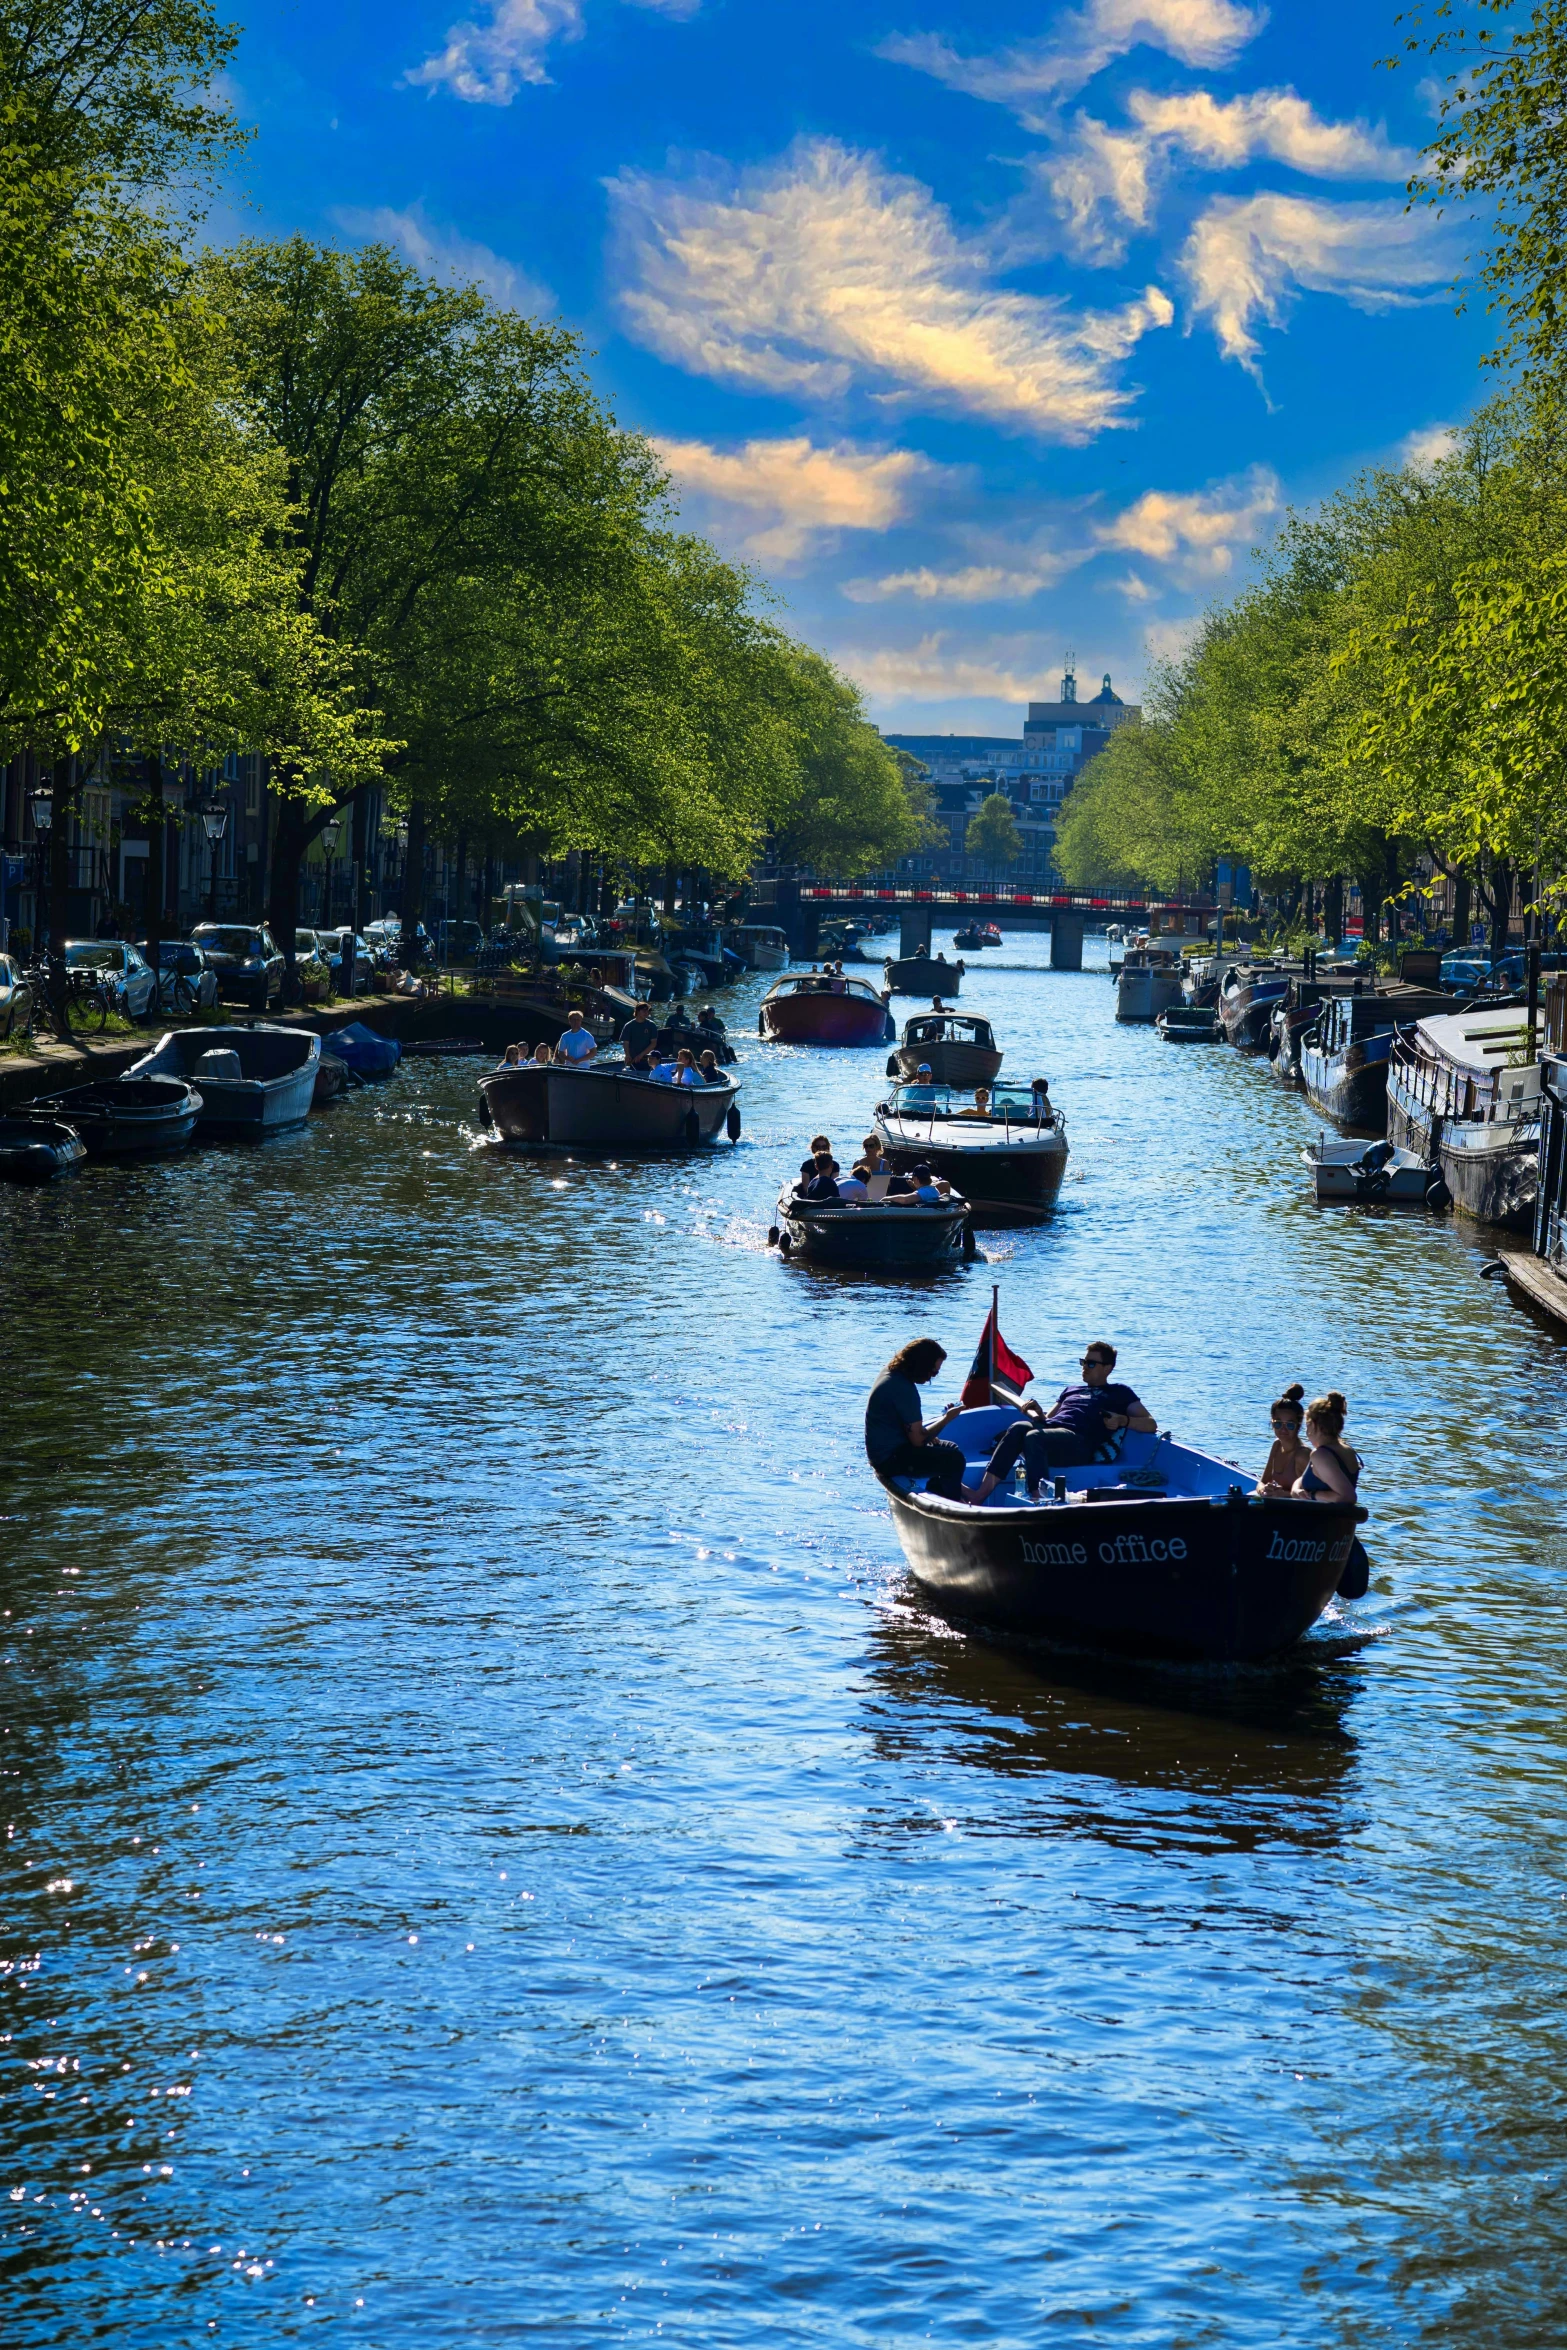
(960, 1292), (1033, 1408)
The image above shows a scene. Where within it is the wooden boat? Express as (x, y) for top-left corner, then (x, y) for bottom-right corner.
(873, 1079), (1068, 1224)
(890, 1011), (1002, 1088)
(884, 953), (964, 997)
(879, 1407), (1367, 1662)
(1216, 959), (1292, 1048)
(1156, 1006), (1220, 1043)
(1386, 1004), (1540, 1228)
(1298, 987), (1453, 1128)
(39, 1074), (202, 1155)
(770, 1183), (972, 1266)
(0, 1116), (87, 1181)
(758, 972), (893, 1046)
(479, 1060), (740, 1150)
(1305, 1135), (1445, 1206)
(131, 1025), (319, 1135)
(1115, 945), (1183, 1023)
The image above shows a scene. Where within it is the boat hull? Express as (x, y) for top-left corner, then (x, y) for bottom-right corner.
(776, 1190), (969, 1266)
(760, 990), (891, 1046)
(889, 1490), (1363, 1661)
(42, 1077), (201, 1156)
(875, 1125), (1068, 1225)
(892, 1040), (1003, 1088)
(480, 1063), (739, 1150)
(1387, 1073), (1537, 1229)
(0, 1118), (87, 1181)
(1156, 1010), (1220, 1043)
(130, 1026), (320, 1135)
(1300, 1032), (1392, 1129)
(1116, 965), (1183, 1022)
(1218, 983), (1288, 1048)
(884, 956), (964, 996)
(1306, 1139), (1437, 1205)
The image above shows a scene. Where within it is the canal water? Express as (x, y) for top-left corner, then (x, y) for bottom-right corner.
(4, 934), (1567, 2348)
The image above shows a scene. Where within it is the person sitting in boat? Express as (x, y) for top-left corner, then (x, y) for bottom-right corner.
(908, 1161), (945, 1205)
(695, 1004), (727, 1038)
(852, 1134), (916, 1196)
(497, 1043), (523, 1068)
(556, 1009), (597, 1063)
(802, 1149), (842, 1201)
(973, 1341), (1156, 1503)
(950, 1085), (992, 1120)
(1259, 1383), (1311, 1495)
(865, 1338), (967, 1501)
(697, 1048), (725, 1084)
(1291, 1391), (1361, 1504)
(531, 1041), (553, 1066)
(1031, 1078), (1053, 1123)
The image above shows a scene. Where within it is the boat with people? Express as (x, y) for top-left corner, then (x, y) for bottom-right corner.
(770, 1177), (973, 1267)
(889, 1010), (1003, 1088)
(131, 1025), (320, 1135)
(873, 1078), (1068, 1224)
(0, 1115), (87, 1182)
(479, 1056), (741, 1150)
(758, 970), (894, 1046)
(1297, 983), (1454, 1126)
(1386, 1002), (1541, 1227)
(952, 921), (1003, 951)
(1304, 1136), (1447, 1208)
(33, 1073), (203, 1155)
(884, 952), (964, 997)
(1115, 943), (1183, 1023)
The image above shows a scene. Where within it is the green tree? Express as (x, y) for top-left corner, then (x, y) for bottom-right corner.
(965, 791), (1023, 880)
(766, 647), (925, 874)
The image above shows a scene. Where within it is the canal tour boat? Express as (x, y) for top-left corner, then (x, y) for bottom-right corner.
(37, 1073), (203, 1154)
(758, 971), (894, 1046)
(0, 1116), (87, 1181)
(1115, 944), (1183, 1023)
(889, 1010), (1003, 1089)
(879, 1404), (1367, 1661)
(770, 1181), (973, 1267)
(873, 1079), (1068, 1223)
(1298, 986), (1453, 1127)
(479, 1058), (741, 1150)
(1386, 1003), (1541, 1228)
(131, 1025), (320, 1135)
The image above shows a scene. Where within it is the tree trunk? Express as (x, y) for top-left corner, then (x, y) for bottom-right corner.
(1452, 870), (1471, 950)
(1382, 837), (1401, 951)
(1485, 856), (1513, 962)
(400, 797), (428, 940)
(143, 754), (166, 987)
(1324, 875), (1344, 945)
(269, 786), (308, 1003)
(45, 755), (78, 1039)
(453, 832), (467, 937)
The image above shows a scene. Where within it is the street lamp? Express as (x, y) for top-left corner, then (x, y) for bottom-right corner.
(319, 815), (341, 926)
(26, 786), (53, 954)
(201, 797), (229, 924)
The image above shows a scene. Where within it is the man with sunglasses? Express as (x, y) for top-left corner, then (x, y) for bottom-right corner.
(972, 1341), (1156, 1503)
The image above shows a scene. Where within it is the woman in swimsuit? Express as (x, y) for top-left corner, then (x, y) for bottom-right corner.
(1259, 1383), (1311, 1495)
(1292, 1390), (1361, 1504)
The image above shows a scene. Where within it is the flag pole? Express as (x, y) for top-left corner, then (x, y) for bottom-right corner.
(989, 1282), (998, 1405)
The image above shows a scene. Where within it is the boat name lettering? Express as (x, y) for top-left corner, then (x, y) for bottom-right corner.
(1020, 1539), (1088, 1567)
(1092, 1534), (1187, 1564)
(1265, 1531), (1343, 1563)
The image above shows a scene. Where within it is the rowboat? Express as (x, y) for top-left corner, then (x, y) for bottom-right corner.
(479, 1060), (741, 1150)
(0, 1116), (87, 1182)
(758, 972), (893, 1046)
(131, 1025), (320, 1135)
(873, 1079), (1068, 1224)
(770, 1184), (972, 1266)
(880, 1406), (1367, 1661)
(890, 1010), (1002, 1088)
(39, 1074), (202, 1155)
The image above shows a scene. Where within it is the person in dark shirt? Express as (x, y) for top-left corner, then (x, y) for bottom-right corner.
(974, 1341), (1156, 1502)
(619, 1002), (658, 1063)
(865, 1337), (967, 1499)
(803, 1150), (842, 1201)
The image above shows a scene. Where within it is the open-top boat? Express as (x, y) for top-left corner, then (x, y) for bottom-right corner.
(479, 1058), (741, 1150)
(1156, 1005), (1220, 1043)
(884, 952), (964, 997)
(770, 1181), (973, 1267)
(35, 1074), (202, 1155)
(1304, 1135), (1445, 1207)
(758, 971), (893, 1046)
(873, 1078), (1068, 1224)
(952, 922), (1002, 951)
(889, 1010), (1003, 1088)
(879, 1406), (1366, 1661)
(0, 1116), (87, 1181)
(131, 1025), (319, 1135)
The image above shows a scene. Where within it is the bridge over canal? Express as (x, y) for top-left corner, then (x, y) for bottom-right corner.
(751, 880), (1218, 969)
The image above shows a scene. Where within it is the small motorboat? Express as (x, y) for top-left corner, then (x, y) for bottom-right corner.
(479, 1059), (741, 1151)
(884, 953), (964, 997)
(890, 1010), (1003, 1088)
(1305, 1136), (1447, 1207)
(879, 1406), (1368, 1661)
(0, 1116), (87, 1182)
(324, 1019), (401, 1077)
(758, 971), (893, 1046)
(770, 1182), (973, 1267)
(130, 1025), (320, 1135)
(874, 1078), (1068, 1224)
(952, 922), (1002, 951)
(1156, 1006), (1220, 1043)
(38, 1074), (202, 1155)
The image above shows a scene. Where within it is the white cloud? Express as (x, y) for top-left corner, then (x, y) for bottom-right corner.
(652, 435), (934, 561)
(1143, 613), (1204, 664)
(332, 203), (553, 310)
(879, 0), (1264, 118)
(408, 0), (695, 104)
(1098, 464), (1281, 577)
(1128, 86), (1416, 178)
(611, 138), (1173, 438)
(1036, 117), (1157, 264)
(838, 633), (1062, 704)
(1182, 192), (1457, 374)
(843, 559), (1060, 603)
(1400, 421), (1459, 469)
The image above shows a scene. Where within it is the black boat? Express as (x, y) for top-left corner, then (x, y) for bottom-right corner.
(889, 1010), (1002, 1088)
(881, 1406), (1366, 1662)
(35, 1075), (202, 1155)
(770, 1183), (972, 1267)
(884, 953), (964, 996)
(0, 1116), (87, 1182)
(1298, 987), (1454, 1128)
(479, 1059), (740, 1151)
(874, 1078), (1067, 1224)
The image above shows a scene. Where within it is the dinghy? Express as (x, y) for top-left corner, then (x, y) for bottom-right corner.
(131, 1025), (319, 1135)
(0, 1116), (87, 1182)
(1305, 1135), (1446, 1207)
(39, 1074), (202, 1155)
(324, 1020), (400, 1077)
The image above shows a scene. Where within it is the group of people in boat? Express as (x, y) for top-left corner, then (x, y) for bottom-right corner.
(793, 1131), (956, 1208)
(865, 1335), (1362, 1507)
(495, 1000), (732, 1085)
(795, 963), (887, 999)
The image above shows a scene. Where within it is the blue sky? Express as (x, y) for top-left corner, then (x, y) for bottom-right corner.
(224, 0), (1489, 732)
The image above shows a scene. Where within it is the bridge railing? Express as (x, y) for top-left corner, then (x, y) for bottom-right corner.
(778, 884), (1216, 917)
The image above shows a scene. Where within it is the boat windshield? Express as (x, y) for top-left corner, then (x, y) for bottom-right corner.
(891, 1082), (1048, 1119)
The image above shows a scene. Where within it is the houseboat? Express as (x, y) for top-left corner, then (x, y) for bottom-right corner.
(758, 971), (894, 1046)
(1386, 1003), (1540, 1227)
(731, 925), (789, 971)
(1298, 985), (1453, 1127)
(1115, 944), (1183, 1023)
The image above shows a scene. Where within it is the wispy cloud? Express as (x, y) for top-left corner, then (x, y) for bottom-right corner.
(408, 0), (695, 105)
(838, 632), (1062, 704)
(1399, 421), (1459, 469)
(1182, 193), (1458, 375)
(332, 202), (554, 310)
(879, 0), (1265, 119)
(610, 138), (1173, 437)
(1128, 86), (1416, 178)
(1098, 463), (1281, 578)
(653, 435), (935, 561)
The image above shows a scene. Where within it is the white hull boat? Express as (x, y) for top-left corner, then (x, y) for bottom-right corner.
(131, 1025), (320, 1135)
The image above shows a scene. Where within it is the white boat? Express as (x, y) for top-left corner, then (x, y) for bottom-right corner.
(1304, 1136), (1445, 1206)
(1115, 945), (1183, 1022)
(130, 1025), (320, 1135)
(732, 924), (789, 971)
(874, 1079), (1068, 1224)
(1387, 1004), (1540, 1228)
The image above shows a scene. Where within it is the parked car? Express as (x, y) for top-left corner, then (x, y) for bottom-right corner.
(319, 927), (375, 993)
(64, 938), (159, 1021)
(292, 930), (334, 1002)
(0, 951), (35, 1038)
(145, 939), (221, 1011)
(1440, 946), (1567, 992)
(192, 922), (285, 1011)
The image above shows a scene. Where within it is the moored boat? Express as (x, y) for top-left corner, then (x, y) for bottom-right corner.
(1298, 986), (1454, 1127)
(879, 1406), (1366, 1661)
(759, 971), (893, 1046)
(37, 1074), (202, 1155)
(1387, 1004), (1540, 1228)
(479, 1059), (740, 1150)
(890, 1010), (1003, 1088)
(1156, 1005), (1220, 1043)
(0, 1116), (87, 1181)
(1115, 945), (1183, 1023)
(1305, 1135), (1445, 1207)
(771, 1183), (972, 1267)
(131, 1025), (320, 1135)
(884, 953), (964, 997)
(730, 924), (789, 971)
(1217, 959), (1292, 1048)
(873, 1079), (1068, 1225)
(323, 1020), (401, 1077)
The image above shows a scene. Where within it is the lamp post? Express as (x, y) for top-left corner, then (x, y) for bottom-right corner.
(27, 784), (53, 955)
(320, 815), (341, 928)
(201, 798), (229, 924)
